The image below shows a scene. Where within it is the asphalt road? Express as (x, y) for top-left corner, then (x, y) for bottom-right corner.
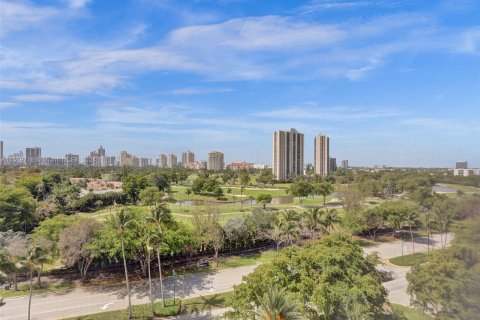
(0, 233), (452, 320)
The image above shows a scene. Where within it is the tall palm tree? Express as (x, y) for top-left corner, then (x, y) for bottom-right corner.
(302, 208), (325, 240)
(403, 210), (419, 253)
(147, 202), (172, 307)
(252, 286), (304, 320)
(145, 228), (156, 316)
(109, 209), (136, 319)
(26, 245), (45, 320)
(321, 209), (341, 234)
(422, 211), (436, 253)
(266, 221), (287, 251)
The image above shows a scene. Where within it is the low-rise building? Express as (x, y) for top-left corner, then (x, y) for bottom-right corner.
(227, 162), (252, 171)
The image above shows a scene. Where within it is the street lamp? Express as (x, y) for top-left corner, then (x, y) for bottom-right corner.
(172, 269), (177, 306)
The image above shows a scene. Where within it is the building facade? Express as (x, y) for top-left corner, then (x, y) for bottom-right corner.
(65, 153), (80, 166)
(456, 161), (468, 169)
(341, 160), (349, 169)
(314, 134), (329, 177)
(208, 151), (224, 171)
(182, 151), (195, 167)
(329, 157), (337, 172)
(272, 128), (304, 180)
(168, 154), (177, 168)
(158, 154), (168, 168)
(26, 147), (42, 166)
(120, 151), (134, 166)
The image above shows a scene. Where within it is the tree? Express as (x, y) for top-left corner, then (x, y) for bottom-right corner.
(26, 245), (49, 320)
(403, 210), (420, 253)
(0, 185), (36, 232)
(337, 184), (363, 211)
(362, 207), (386, 240)
(0, 231), (27, 290)
(432, 198), (456, 249)
(256, 194), (272, 209)
(239, 172), (251, 187)
(407, 217), (480, 319)
(315, 182), (334, 206)
(288, 180), (313, 204)
(264, 221), (287, 251)
(302, 208), (325, 240)
(257, 170), (274, 186)
(151, 173), (170, 192)
(421, 211), (436, 253)
(123, 175), (149, 204)
(31, 214), (77, 258)
(29, 236), (52, 287)
(210, 223), (224, 266)
(108, 209), (137, 319)
(139, 187), (163, 206)
(226, 233), (387, 319)
(251, 286), (304, 320)
(224, 218), (249, 249)
(321, 208), (341, 234)
(147, 202), (172, 306)
(59, 219), (100, 281)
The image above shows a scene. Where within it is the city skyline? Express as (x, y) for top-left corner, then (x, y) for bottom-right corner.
(1, 1), (479, 167)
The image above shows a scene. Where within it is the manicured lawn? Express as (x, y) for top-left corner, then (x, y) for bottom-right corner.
(182, 291), (233, 314)
(387, 304), (433, 320)
(0, 281), (74, 298)
(439, 183), (480, 193)
(215, 250), (276, 269)
(390, 252), (427, 266)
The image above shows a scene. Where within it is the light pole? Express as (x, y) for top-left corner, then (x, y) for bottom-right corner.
(172, 269), (177, 305)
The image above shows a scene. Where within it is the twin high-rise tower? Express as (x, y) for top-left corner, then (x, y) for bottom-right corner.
(272, 129), (330, 180)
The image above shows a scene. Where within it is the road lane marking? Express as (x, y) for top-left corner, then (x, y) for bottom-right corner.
(100, 302), (115, 310)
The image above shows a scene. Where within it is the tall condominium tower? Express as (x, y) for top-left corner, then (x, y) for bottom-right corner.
(314, 134), (329, 177)
(207, 151), (224, 171)
(341, 160), (349, 169)
(158, 154), (168, 168)
(98, 145), (105, 157)
(168, 154), (177, 168)
(272, 128), (304, 180)
(182, 150), (195, 167)
(26, 147), (42, 166)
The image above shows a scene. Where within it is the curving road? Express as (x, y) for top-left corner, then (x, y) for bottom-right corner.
(0, 233), (451, 320)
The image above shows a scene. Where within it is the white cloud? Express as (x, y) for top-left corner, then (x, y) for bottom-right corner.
(165, 87), (234, 95)
(14, 94), (66, 102)
(67, 0), (91, 9)
(0, 1), (58, 37)
(0, 101), (17, 109)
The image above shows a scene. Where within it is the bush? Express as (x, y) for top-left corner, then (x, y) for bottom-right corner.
(130, 299), (181, 319)
(72, 192), (128, 212)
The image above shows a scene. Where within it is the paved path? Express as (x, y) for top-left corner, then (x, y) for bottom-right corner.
(0, 233), (452, 320)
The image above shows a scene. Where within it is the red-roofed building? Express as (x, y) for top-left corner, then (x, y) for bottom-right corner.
(226, 162), (252, 171)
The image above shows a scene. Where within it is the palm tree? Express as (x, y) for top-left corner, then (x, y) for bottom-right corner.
(248, 195), (255, 209)
(303, 208), (325, 240)
(147, 202), (172, 307)
(422, 211), (436, 253)
(0, 249), (15, 281)
(321, 209), (341, 234)
(266, 221), (287, 251)
(26, 245), (45, 320)
(252, 286), (304, 320)
(109, 209), (136, 319)
(145, 228), (156, 316)
(403, 210), (419, 253)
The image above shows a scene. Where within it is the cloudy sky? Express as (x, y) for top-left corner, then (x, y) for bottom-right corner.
(1, 0), (479, 167)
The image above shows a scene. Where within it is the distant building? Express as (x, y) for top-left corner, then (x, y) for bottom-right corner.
(341, 160), (349, 169)
(98, 145), (105, 157)
(329, 157), (337, 172)
(26, 147), (41, 166)
(182, 151), (195, 167)
(453, 168), (479, 176)
(139, 157), (151, 167)
(208, 151), (224, 171)
(272, 128), (304, 180)
(158, 154), (168, 168)
(314, 134), (329, 177)
(65, 153), (80, 167)
(105, 156), (116, 166)
(120, 151), (134, 166)
(41, 157), (65, 166)
(227, 162), (252, 171)
(0, 140), (3, 160)
(456, 161), (468, 169)
(168, 154), (177, 168)
(252, 163), (269, 169)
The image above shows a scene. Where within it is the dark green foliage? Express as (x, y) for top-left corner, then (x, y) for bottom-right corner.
(72, 192), (128, 212)
(130, 299), (181, 318)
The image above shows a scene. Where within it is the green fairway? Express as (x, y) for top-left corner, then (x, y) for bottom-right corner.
(182, 291), (233, 314)
(389, 252), (427, 266)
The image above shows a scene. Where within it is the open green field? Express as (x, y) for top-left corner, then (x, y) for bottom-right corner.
(387, 304), (433, 320)
(390, 252), (427, 266)
(437, 183), (480, 193)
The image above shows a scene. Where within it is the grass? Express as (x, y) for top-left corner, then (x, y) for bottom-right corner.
(215, 250), (276, 269)
(62, 299), (181, 320)
(440, 183), (480, 193)
(182, 291), (233, 314)
(389, 252), (427, 266)
(380, 304), (433, 320)
(0, 281), (74, 298)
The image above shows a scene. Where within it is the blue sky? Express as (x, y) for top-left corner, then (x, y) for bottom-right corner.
(1, 0), (479, 167)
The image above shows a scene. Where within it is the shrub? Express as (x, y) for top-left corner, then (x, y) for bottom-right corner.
(130, 299), (181, 319)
